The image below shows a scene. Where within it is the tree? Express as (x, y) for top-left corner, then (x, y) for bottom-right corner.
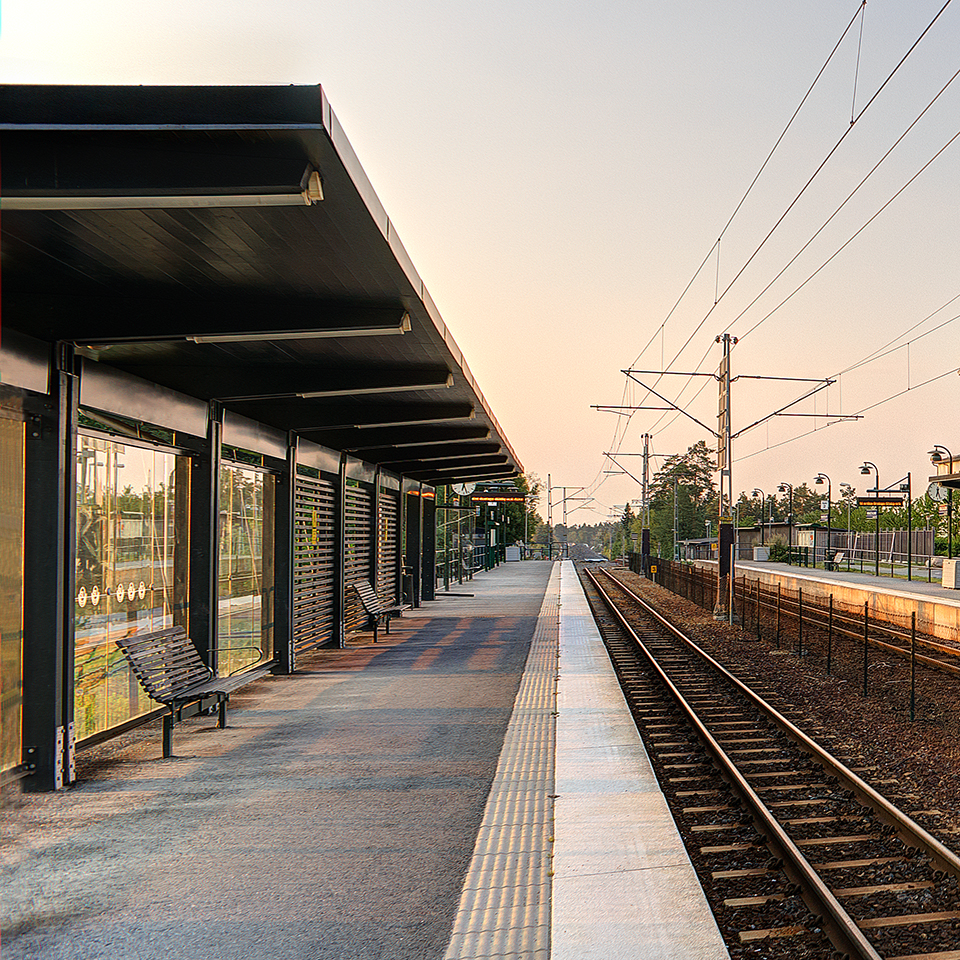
(647, 441), (718, 558)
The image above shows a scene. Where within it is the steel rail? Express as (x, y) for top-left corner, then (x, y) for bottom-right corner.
(585, 566), (882, 960)
(600, 566), (960, 883)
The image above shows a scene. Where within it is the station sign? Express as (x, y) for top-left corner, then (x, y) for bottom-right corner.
(472, 493), (525, 504)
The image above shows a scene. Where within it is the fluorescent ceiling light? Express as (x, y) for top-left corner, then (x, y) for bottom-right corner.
(385, 451), (503, 464)
(430, 461), (509, 472)
(356, 409), (475, 429)
(2, 170), (325, 210)
(298, 374), (452, 398)
(186, 314), (410, 344)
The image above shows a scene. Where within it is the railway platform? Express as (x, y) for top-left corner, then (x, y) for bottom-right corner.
(1, 560), (727, 960)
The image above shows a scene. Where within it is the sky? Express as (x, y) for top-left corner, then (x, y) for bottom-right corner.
(2, 0), (957, 525)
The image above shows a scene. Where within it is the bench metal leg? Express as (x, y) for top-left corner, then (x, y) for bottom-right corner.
(385, 615), (391, 635)
(218, 697), (227, 729)
(162, 713), (174, 758)
(373, 620), (379, 643)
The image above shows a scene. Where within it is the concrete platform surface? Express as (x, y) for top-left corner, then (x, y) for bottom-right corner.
(733, 558), (960, 605)
(2, 562), (552, 960)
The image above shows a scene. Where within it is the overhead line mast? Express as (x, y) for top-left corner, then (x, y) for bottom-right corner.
(605, 338), (861, 624)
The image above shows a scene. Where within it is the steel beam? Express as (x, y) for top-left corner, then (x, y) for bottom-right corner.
(189, 402), (222, 671)
(15, 296), (410, 345)
(20, 357), (76, 791)
(251, 401), (475, 432)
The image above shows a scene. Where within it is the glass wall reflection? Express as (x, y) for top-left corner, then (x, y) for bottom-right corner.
(1, 416), (26, 773)
(74, 435), (189, 741)
(218, 463), (274, 676)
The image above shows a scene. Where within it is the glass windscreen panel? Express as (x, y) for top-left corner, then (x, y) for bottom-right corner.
(1, 417), (26, 773)
(75, 436), (190, 741)
(218, 463), (274, 676)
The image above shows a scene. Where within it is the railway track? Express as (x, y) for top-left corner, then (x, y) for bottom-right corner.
(579, 563), (960, 960)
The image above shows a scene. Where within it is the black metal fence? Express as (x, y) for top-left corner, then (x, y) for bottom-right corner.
(641, 559), (958, 718)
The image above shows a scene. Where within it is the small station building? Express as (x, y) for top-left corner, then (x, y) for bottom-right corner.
(0, 85), (521, 791)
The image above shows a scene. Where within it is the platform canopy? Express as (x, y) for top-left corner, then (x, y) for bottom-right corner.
(0, 85), (520, 484)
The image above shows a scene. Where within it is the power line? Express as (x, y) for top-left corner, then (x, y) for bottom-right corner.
(839, 294), (960, 375)
(734, 366), (959, 465)
(647, 0), (955, 380)
(602, 1), (871, 471)
(726, 66), (960, 341)
(735, 122), (960, 342)
(626, 1), (868, 374)
(595, 2), (955, 501)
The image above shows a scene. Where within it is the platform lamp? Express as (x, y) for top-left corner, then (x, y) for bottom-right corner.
(777, 482), (793, 562)
(751, 489), (766, 545)
(929, 445), (954, 560)
(860, 461), (880, 577)
(814, 473), (831, 568)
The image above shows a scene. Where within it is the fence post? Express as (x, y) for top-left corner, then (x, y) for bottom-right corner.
(910, 611), (917, 722)
(797, 587), (803, 657)
(862, 600), (869, 697)
(756, 579), (762, 640)
(776, 582), (781, 649)
(827, 594), (833, 675)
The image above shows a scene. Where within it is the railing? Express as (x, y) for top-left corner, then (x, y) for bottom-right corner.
(435, 545), (476, 588)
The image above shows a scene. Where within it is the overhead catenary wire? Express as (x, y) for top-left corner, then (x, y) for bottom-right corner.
(725, 64), (960, 342)
(588, 0), (874, 495)
(629, 50), (960, 451)
(735, 122), (960, 342)
(626, 0), (869, 374)
(588, 2), (955, 512)
(657, 0), (956, 380)
(838, 292), (960, 375)
(734, 365), (960, 465)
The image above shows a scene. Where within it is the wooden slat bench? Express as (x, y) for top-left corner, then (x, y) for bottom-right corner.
(115, 626), (270, 758)
(824, 551), (846, 571)
(353, 580), (409, 642)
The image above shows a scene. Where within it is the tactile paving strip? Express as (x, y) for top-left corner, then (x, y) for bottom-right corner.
(443, 564), (560, 960)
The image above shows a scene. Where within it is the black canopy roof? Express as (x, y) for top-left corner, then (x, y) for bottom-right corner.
(0, 84), (520, 483)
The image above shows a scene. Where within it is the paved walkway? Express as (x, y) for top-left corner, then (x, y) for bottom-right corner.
(2, 563), (553, 960)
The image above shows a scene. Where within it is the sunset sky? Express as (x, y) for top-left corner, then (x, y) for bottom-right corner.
(2, 0), (957, 523)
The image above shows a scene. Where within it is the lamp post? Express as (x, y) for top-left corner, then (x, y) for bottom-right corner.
(840, 483), (853, 530)
(929, 445), (954, 560)
(673, 479), (679, 560)
(735, 502), (740, 561)
(778, 482), (793, 562)
(815, 473), (831, 568)
(752, 488), (766, 545)
(861, 461), (880, 577)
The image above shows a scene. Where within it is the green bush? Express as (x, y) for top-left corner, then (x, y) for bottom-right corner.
(768, 536), (790, 563)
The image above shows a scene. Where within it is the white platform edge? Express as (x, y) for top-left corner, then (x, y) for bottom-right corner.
(551, 561), (729, 960)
